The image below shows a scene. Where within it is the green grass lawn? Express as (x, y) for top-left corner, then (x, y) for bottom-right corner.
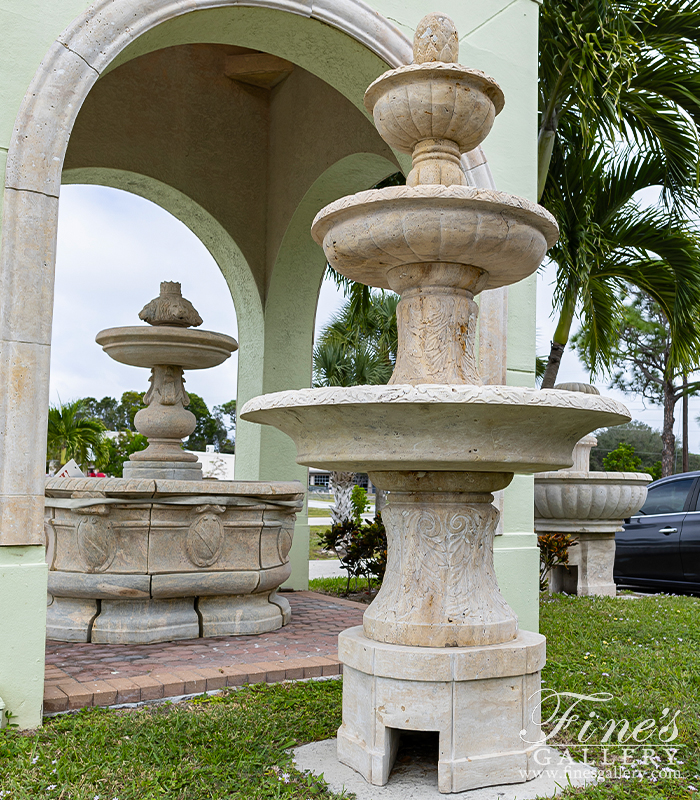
(307, 508), (332, 518)
(1, 594), (698, 799)
(308, 527), (335, 560)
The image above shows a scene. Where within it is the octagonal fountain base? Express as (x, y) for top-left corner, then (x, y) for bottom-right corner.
(337, 627), (546, 794)
(44, 477), (303, 644)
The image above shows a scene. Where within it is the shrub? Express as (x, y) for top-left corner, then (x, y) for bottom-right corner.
(537, 531), (578, 592)
(602, 442), (642, 472)
(320, 514), (387, 594)
(350, 485), (369, 522)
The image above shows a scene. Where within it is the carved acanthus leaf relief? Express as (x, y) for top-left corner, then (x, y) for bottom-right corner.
(388, 503), (514, 625)
(391, 294), (479, 384)
(144, 365), (190, 407)
(241, 383), (630, 416)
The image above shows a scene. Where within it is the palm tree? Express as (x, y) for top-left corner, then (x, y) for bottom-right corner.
(47, 400), (107, 470)
(540, 128), (700, 388)
(538, 0), (700, 201)
(314, 290), (399, 519)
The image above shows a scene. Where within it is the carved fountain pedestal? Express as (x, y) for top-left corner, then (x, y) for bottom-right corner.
(242, 14), (629, 793)
(45, 283), (303, 644)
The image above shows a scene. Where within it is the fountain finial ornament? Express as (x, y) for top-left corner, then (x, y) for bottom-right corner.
(413, 12), (460, 63)
(139, 281), (203, 328)
(242, 11), (631, 793)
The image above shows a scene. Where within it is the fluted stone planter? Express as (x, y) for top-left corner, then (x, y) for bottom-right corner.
(535, 433), (651, 596)
(45, 477), (303, 643)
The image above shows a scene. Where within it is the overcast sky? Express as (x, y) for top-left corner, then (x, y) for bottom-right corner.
(52, 184), (700, 450)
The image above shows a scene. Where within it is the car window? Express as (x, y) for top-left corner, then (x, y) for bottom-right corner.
(636, 478), (695, 515)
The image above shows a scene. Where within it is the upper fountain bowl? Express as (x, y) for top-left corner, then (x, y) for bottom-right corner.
(311, 185), (558, 291)
(96, 326), (238, 370)
(364, 63), (504, 157)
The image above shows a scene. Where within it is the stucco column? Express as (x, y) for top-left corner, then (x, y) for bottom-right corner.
(0, 188), (56, 728)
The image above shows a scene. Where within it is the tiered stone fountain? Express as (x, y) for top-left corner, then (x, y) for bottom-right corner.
(241, 14), (630, 793)
(535, 385), (651, 596)
(44, 283), (303, 644)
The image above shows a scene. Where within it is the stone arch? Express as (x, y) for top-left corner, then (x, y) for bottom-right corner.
(61, 166), (262, 350)
(0, 0), (413, 556)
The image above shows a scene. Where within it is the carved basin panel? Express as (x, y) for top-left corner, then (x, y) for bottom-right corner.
(534, 471), (651, 521)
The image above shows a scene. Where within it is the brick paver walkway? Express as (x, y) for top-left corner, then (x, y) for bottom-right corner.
(44, 592), (364, 714)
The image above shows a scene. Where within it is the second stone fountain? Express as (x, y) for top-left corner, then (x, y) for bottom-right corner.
(44, 283), (303, 644)
(242, 13), (629, 794)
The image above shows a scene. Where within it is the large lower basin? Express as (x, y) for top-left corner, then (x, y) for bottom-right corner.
(44, 477), (303, 644)
(240, 384), (630, 473)
(310, 185), (558, 291)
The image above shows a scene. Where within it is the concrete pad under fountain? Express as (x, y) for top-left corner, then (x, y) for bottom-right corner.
(241, 13), (628, 794)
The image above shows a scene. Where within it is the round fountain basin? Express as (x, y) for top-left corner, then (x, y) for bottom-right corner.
(311, 185), (558, 291)
(44, 477), (303, 643)
(241, 385), (630, 474)
(96, 326), (238, 369)
(534, 470), (651, 529)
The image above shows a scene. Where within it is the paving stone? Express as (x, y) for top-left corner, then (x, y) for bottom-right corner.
(43, 593), (365, 710)
(196, 667), (227, 691)
(56, 680), (93, 710)
(43, 685), (69, 713)
(131, 675), (164, 701)
(81, 680), (119, 706)
(105, 678), (141, 704)
(221, 665), (249, 686)
(150, 672), (185, 696)
(173, 669), (207, 694)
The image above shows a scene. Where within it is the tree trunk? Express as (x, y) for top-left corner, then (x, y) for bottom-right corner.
(541, 340), (566, 389)
(330, 471), (355, 525)
(661, 378), (676, 477)
(683, 375), (689, 473)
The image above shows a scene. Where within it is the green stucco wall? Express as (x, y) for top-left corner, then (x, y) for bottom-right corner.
(0, 547), (48, 729)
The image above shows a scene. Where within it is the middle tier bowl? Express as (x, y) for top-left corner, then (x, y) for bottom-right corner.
(241, 385), (630, 473)
(311, 185), (559, 290)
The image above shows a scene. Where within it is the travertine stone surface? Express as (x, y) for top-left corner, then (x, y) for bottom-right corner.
(549, 533), (618, 597)
(311, 185), (555, 385)
(241, 385), (630, 473)
(338, 627), (546, 793)
(311, 186), (558, 293)
(96, 326), (238, 370)
(139, 281), (203, 328)
(363, 471), (517, 647)
(240, 12), (630, 793)
(44, 477), (303, 643)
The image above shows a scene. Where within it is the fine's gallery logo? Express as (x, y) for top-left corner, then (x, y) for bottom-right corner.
(520, 689), (683, 784)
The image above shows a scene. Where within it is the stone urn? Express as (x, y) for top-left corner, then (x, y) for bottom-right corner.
(535, 386), (651, 596)
(44, 284), (304, 644)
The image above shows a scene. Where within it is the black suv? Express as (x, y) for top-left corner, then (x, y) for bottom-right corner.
(614, 471), (700, 593)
